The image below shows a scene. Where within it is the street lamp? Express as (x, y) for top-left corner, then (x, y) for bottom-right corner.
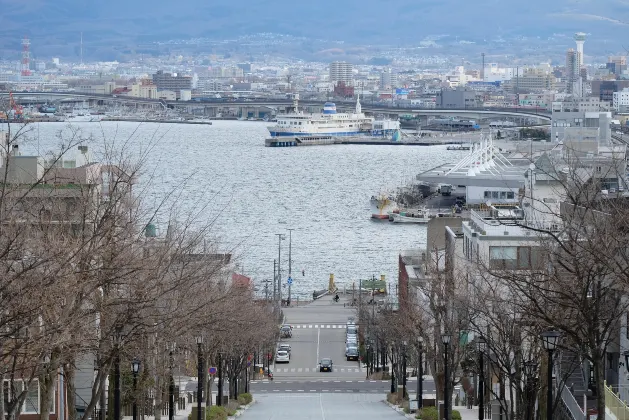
(390, 344), (396, 394)
(417, 337), (424, 409)
(131, 359), (141, 420)
(366, 343), (371, 379)
(218, 351), (224, 406)
(402, 341), (408, 400)
(113, 327), (123, 420)
(168, 343), (176, 420)
(442, 333), (452, 420)
(477, 336), (486, 420)
(196, 336), (203, 420)
(524, 361), (537, 420)
(540, 330), (561, 420)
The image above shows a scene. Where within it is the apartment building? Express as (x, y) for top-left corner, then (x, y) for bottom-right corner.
(329, 61), (353, 85)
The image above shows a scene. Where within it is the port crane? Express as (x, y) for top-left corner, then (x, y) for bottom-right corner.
(8, 92), (24, 120)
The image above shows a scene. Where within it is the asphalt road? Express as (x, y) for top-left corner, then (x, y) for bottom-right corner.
(274, 297), (364, 380)
(238, 393), (404, 420)
(250, 377), (436, 394)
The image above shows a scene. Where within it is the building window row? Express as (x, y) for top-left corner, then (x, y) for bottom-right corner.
(489, 246), (542, 270)
(483, 191), (515, 200)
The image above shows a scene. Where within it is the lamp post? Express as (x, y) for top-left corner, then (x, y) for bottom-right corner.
(477, 336), (486, 420)
(540, 330), (561, 420)
(417, 337), (423, 409)
(390, 345), (396, 394)
(168, 343), (176, 420)
(114, 327), (122, 420)
(370, 339), (375, 375)
(275, 233), (285, 307)
(366, 344), (371, 379)
(217, 352), (223, 406)
(196, 336), (203, 420)
(442, 333), (452, 420)
(131, 359), (141, 420)
(287, 228), (293, 305)
(401, 341), (408, 400)
(524, 361), (537, 420)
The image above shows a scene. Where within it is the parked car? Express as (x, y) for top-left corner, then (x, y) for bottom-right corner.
(278, 343), (292, 354)
(346, 325), (358, 335)
(319, 358), (333, 372)
(275, 350), (290, 363)
(346, 347), (359, 361)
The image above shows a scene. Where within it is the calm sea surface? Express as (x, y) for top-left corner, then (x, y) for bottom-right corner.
(19, 121), (464, 298)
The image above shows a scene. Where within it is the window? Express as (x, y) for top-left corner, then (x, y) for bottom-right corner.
(24, 383), (38, 414)
(492, 191), (499, 199)
(484, 191), (491, 198)
(490, 246), (542, 270)
(507, 192), (515, 199)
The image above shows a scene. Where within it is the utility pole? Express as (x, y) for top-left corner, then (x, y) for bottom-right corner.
(287, 228), (294, 304)
(273, 260), (277, 303)
(275, 233), (285, 308)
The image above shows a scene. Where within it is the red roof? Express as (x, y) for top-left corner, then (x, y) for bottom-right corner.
(232, 273), (251, 288)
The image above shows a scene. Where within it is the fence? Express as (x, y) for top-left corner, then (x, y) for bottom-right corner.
(605, 381), (629, 420)
(560, 384), (585, 420)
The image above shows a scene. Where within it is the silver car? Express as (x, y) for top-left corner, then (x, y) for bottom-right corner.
(275, 350), (290, 363)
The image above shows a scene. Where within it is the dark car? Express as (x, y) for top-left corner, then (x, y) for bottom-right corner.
(319, 358), (333, 372)
(346, 347), (359, 361)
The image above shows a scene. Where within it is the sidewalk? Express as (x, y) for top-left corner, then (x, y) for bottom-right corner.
(452, 405), (480, 420)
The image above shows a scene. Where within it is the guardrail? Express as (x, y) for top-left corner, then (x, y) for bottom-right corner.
(606, 380), (629, 419)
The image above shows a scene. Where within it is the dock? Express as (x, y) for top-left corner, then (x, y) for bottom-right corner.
(265, 135), (474, 147)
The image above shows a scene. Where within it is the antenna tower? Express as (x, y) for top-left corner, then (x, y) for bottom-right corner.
(21, 36), (31, 76)
(80, 32), (83, 65)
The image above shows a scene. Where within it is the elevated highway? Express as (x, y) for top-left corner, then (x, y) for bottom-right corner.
(0, 91), (551, 122)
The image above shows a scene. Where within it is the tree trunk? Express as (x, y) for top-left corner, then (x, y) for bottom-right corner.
(65, 364), (77, 420)
(0, 370), (5, 420)
(593, 352), (605, 420)
(153, 376), (162, 420)
(39, 358), (58, 420)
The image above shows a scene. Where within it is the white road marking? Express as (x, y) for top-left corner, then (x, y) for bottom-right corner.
(319, 393), (327, 420)
(308, 325), (313, 328)
(298, 368), (303, 372)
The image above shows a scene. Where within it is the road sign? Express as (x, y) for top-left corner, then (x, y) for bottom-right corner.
(247, 361), (251, 367)
(208, 367), (217, 375)
(287, 276), (293, 285)
(247, 354), (253, 362)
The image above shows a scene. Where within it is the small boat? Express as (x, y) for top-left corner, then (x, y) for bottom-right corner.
(390, 208), (432, 224)
(371, 193), (396, 219)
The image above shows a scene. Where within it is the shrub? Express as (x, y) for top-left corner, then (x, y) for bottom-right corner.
(237, 392), (253, 405)
(452, 410), (462, 420)
(386, 392), (398, 404)
(205, 406), (227, 420)
(226, 401), (240, 416)
(416, 406), (438, 420)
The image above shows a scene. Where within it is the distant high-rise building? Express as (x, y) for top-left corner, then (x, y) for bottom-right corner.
(566, 49), (579, 95)
(574, 32), (586, 68)
(380, 68), (398, 89)
(237, 63), (253, 73)
(607, 56), (627, 76)
(329, 62), (353, 85)
(152, 70), (192, 93)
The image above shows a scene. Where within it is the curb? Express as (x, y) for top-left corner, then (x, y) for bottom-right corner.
(383, 400), (415, 419)
(227, 398), (256, 419)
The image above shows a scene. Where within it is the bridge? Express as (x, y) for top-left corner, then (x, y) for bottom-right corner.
(0, 91), (551, 122)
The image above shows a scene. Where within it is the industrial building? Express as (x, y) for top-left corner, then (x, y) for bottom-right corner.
(152, 70), (192, 94)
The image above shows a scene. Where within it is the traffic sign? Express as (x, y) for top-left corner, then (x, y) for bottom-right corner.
(247, 354), (253, 362)
(208, 367), (217, 375)
(287, 276), (293, 285)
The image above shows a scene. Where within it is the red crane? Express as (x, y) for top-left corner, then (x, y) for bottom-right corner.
(9, 92), (24, 119)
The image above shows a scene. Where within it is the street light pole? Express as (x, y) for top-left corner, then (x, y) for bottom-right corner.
(390, 345), (396, 394)
(287, 228), (293, 305)
(402, 341), (407, 400)
(217, 352), (223, 406)
(540, 330), (561, 420)
(131, 359), (141, 420)
(442, 333), (452, 420)
(196, 336), (203, 420)
(114, 328), (122, 420)
(169, 343), (176, 420)
(275, 234), (285, 307)
(477, 337), (486, 420)
(417, 337), (423, 409)
(366, 344), (371, 379)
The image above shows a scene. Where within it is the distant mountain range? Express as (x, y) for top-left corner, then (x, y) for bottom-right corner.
(0, 0), (628, 60)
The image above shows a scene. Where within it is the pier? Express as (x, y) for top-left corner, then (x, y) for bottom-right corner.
(265, 135), (475, 147)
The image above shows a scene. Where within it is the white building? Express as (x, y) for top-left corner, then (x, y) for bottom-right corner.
(380, 68), (398, 89)
(613, 87), (629, 112)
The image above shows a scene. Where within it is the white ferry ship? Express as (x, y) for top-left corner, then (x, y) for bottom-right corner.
(267, 94), (399, 138)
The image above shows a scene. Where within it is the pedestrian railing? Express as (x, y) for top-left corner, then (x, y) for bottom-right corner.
(605, 380), (629, 420)
(559, 384), (585, 420)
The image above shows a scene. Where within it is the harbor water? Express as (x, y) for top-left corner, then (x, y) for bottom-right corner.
(17, 121), (466, 298)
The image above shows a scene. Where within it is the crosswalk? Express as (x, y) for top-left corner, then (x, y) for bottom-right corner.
(273, 367), (361, 373)
(289, 324), (346, 329)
